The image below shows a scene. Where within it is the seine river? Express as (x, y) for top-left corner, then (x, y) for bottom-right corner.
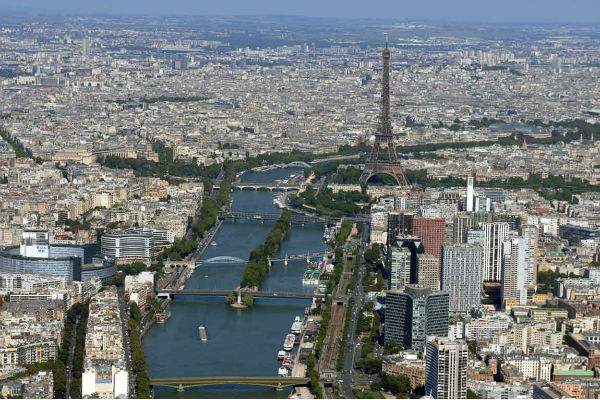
(144, 167), (326, 398)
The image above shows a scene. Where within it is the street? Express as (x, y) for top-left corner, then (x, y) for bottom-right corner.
(339, 222), (369, 398)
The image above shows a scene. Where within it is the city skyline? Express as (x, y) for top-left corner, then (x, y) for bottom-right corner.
(1, 0), (599, 23)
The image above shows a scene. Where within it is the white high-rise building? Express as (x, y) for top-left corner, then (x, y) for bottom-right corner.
(501, 226), (539, 307)
(466, 177), (474, 212)
(389, 246), (412, 290)
(483, 222), (509, 282)
(82, 37), (91, 59)
(441, 244), (484, 313)
(426, 336), (468, 399)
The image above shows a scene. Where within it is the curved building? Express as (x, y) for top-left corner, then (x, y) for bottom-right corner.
(0, 230), (115, 282)
(101, 229), (154, 264)
(0, 245), (83, 281)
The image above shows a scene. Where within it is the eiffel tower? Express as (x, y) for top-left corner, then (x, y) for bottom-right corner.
(359, 42), (408, 186)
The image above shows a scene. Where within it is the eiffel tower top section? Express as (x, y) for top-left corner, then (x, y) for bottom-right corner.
(379, 43), (393, 139)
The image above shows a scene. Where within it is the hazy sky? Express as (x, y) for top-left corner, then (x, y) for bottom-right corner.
(2, 0), (599, 22)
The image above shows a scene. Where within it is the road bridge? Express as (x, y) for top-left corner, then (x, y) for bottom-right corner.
(150, 376), (310, 390)
(156, 289), (327, 300)
(218, 210), (340, 224)
(197, 252), (326, 265)
(231, 183), (300, 191)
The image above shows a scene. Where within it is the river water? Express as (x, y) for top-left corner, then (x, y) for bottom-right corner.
(144, 167), (326, 398)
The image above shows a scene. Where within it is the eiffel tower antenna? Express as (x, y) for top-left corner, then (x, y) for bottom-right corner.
(359, 42), (408, 186)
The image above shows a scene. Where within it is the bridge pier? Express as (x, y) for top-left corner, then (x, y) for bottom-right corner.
(284, 254), (288, 267)
(177, 384), (184, 392)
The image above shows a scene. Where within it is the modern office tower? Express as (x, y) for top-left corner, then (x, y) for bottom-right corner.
(467, 229), (485, 245)
(494, 213), (522, 231)
(387, 211), (414, 245)
(452, 214), (474, 244)
(418, 253), (440, 290)
(472, 211), (493, 227)
(82, 37), (90, 58)
(559, 223), (600, 246)
(425, 336), (468, 399)
(483, 222), (509, 282)
(501, 225), (539, 307)
(466, 176), (474, 212)
(441, 244), (484, 313)
(389, 246), (412, 290)
(101, 229), (154, 264)
(413, 217), (445, 261)
(385, 285), (449, 352)
(522, 225), (539, 285)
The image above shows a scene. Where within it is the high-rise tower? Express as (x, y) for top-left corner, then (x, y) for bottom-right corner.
(359, 43), (408, 186)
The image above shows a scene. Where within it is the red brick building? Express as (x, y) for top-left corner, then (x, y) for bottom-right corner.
(413, 218), (445, 268)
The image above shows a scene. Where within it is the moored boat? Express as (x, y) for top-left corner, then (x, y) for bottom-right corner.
(283, 334), (295, 351)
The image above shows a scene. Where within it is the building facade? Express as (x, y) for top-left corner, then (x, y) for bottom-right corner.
(441, 244), (484, 314)
(425, 336), (468, 399)
(483, 222), (509, 282)
(385, 286), (449, 352)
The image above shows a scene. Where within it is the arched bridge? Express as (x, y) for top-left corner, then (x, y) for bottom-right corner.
(150, 376), (310, 390)
(232, 183), (299, 192)
(197, 252), (325, 265)
(201, 256), (247, 264)
(285, 161), (311, 168)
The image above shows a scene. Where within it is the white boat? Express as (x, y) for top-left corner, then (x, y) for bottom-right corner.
(291, 320), (302, 334)
(277, 350), (286, 361)
(283, 334), (295, 351)
(278, 367), (289, 377)
(210, 241), (217, 246)
(198, 326), (207, 341)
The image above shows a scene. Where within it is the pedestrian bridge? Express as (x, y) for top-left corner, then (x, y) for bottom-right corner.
(150, 376), (310, 390)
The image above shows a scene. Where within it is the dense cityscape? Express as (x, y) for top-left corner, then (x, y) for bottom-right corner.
(1, 8), (600, 400)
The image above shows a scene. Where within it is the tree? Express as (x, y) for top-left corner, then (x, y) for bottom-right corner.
(130, 302), (142, 324)
(383, 339), (403, 355)
(356, 357), (382, 374)
(381, 374), (411, 395)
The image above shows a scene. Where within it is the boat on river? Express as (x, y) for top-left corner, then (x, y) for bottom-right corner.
(156, 312), (171, 324)
(283, 334), (295, 351)
(277, 350), (286, 361)
(278, 367), (289, 377)
(302, 269), (320, 285)
(198, 326), (207, 341)
(290, 316), (302, 334)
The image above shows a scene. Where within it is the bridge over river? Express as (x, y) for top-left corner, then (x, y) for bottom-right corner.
(218, 210), (342, 224)
(197, 252), (326, 265)
(156, 289), (327, 300)
(150, 376), (310, 391)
